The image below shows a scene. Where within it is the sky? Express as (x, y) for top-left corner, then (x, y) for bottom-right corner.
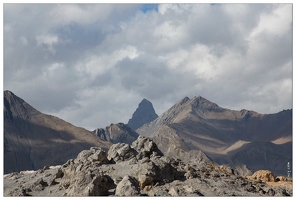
(3, 3), (293, 130)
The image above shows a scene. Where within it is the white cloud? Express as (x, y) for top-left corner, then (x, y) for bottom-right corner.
(250, 4), (292, 37)
(76, 45), (140, 80)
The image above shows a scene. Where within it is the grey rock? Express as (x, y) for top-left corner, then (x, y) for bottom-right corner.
(88, 149), (108, 163)
(75, 147), (108, 164)
(30, 178), (47, 191)
(64, 171), (109, 196)
(93, 123), (139, 145)
(107, 143), (137, 163)
(131, 136), (163, 159)
(233, 163), (253, 176)
(115, 175), (141, 196)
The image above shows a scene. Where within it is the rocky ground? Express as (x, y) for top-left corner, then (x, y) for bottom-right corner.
(3, 136), (293, 197)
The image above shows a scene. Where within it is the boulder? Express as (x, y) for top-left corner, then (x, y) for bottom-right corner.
(136, 161), (157, 189)
(115, 175), (141, 196)
(64, 171), (110, 196)
(75, 147), (108, 164)
(59, 147), (112, 196)
(131, 136), (163, 159)
(107, 143), (137, 163)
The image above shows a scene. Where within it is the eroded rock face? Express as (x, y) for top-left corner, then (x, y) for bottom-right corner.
(59, 147), (112, 196)
(4, 136), (293, 197)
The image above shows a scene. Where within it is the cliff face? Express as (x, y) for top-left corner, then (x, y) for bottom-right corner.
(136, 96), (292, 175)
(4, 90), (111, 173)
(128, 98), (158, 130)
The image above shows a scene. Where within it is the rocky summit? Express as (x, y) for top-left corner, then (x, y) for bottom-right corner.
(3, 136), (292, 197)
(93, 123), (139, 145)
(128, 98), (158, 130)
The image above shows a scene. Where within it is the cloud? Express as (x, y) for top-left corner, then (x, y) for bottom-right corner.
(36, 34), (59, 54)
(4, 4), (292, 130)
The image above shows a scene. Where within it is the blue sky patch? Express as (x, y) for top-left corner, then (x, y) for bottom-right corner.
(141, 4), (158, 13)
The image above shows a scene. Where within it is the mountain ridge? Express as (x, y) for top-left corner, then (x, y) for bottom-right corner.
(4, 90), (111, 173)
(136, 96), (292, 175)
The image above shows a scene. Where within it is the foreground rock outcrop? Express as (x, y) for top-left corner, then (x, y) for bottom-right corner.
(4, 136), (292, 197)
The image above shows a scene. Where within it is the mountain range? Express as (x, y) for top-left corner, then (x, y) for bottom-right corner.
(136, 96), (292, 175)
(3, 90), (292, 176)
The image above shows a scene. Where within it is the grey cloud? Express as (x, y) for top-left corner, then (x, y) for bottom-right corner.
(113, 54), (202, 102)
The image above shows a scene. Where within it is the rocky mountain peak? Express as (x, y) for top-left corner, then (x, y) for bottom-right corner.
(190, 96), (221, 111)
(128, 98), (158, 130)
(175, 96), (190, 106)
(4, 90), (39, 121)
(139, 98), (151, 107)
(93, 123), (139, 145)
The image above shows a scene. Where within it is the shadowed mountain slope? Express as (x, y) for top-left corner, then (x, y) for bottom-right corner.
(136, 96), (292, 175)
(4, 90), (111, 173)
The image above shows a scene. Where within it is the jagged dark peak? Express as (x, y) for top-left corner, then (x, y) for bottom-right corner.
(139, 98), (152, 106)
(128, 98), (158, 130)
